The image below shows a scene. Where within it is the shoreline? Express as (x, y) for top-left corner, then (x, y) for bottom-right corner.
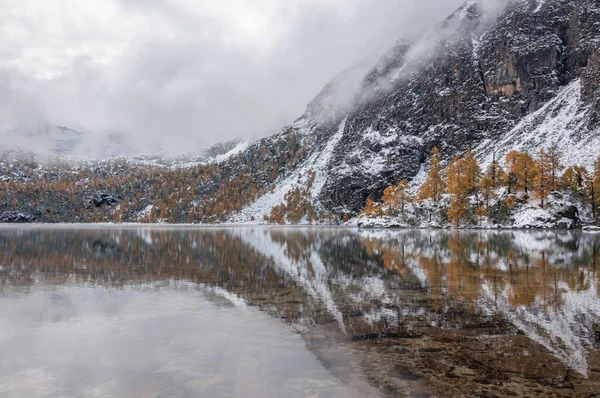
(0, 222), (598, 232)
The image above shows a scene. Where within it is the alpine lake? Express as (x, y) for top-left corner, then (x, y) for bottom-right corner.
(1, 226), (600, 397)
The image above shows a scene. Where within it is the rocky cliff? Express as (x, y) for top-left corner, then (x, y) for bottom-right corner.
(2, 0), (600, 225)
(238, 0), (600, 219)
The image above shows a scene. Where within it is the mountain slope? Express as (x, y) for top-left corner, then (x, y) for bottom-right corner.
(2, 0), (600, 225)
(237, 0), (600, 218)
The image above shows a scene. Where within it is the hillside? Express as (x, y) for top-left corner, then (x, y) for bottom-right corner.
(1, 0), (600, 226)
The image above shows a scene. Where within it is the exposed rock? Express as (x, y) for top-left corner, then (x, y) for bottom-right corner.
(0, 211), (31, 223)
(555, 205), (580, 226)
(2, 0), (600, 226)
(89, 192), (119, 208)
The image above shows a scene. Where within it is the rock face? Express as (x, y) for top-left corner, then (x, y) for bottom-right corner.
(240, 0), (600, 217)
(1, 0), (600, 225)
(88, 193), (119, 209)
(0, 211), (32, 223)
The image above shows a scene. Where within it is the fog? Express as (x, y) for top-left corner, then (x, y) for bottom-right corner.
(0, 0), (468, 155)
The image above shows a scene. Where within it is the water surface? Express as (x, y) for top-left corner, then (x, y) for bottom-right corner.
(1, 227), (599, 397)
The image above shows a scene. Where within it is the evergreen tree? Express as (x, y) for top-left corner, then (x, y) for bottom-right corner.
(533, 148), (554, 208)
(561, 166), (588, 191)
(547, 142), (563, 183)
(446, 156), (467, 227)
(480, 153), (506, 207)
(417, 147), (446, 202)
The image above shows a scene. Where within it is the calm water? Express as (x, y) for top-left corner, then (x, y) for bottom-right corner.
(1, 227), (599, 397)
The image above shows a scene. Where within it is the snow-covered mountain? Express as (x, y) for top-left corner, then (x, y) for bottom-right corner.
(0, 122), (247, 169)
(2, 0), (600, 225)
(235, 0), (600, 219)
(0, 125), (142, 159)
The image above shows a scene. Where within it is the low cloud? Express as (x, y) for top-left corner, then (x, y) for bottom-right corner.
(0, 0), (466, 154)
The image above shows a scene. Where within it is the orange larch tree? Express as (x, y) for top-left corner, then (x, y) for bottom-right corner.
(533, 148), (555, 208)
(446, 156), (468, 227)
(417, 147), (446, 203)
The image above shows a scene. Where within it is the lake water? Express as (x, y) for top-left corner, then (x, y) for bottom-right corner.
(0, 226), (599, 397)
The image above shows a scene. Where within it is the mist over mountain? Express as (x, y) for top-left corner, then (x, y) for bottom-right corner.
(0, 0), (466, 154)
(1, 0), (600, 229)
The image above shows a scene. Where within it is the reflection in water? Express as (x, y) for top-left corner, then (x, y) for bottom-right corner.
(1, 227), (600, 397)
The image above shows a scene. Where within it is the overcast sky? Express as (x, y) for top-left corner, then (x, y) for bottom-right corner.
(0, 0), (466, 153)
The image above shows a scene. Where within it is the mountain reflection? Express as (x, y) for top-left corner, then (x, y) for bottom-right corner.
(1, 227), (600, 385)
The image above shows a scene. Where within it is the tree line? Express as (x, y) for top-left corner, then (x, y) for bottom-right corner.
(362, 144), (600, 226)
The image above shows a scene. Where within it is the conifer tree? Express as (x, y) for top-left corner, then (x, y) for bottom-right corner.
(382, 180), (412, 214)
(561, 166), (588, 191)
(533, 148), (554, 208)
(462, 148), (482, 194)
(475, 206), (488, 226)
(507, 150), (536, 195)
(504, 150), (519, 194)
(362, 198), (377, 217)
(547, 142), (563, 183)
(480, 153), (506, 207)
(589, 156), (600, 221)
(446, 156), (467, 227)
(417, 147), (446, 203)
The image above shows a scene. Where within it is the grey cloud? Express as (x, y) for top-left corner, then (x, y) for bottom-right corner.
(0, 0), (467, 155)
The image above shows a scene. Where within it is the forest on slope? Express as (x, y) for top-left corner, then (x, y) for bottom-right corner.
(1, 0), (600, 227)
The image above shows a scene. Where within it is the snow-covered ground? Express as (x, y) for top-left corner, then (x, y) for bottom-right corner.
(476, 81), (600, 170)
(234, 118), (347, 224)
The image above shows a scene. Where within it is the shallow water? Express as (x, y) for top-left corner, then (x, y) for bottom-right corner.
(1, 227), (599, 397)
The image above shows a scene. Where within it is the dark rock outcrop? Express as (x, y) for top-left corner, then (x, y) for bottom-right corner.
(88, 193), (119, 209)
(0, 211), (32, 223)
(311, 0), (600, 214)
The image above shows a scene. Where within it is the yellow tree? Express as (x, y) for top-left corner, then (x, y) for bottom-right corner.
(561, 166), (588, 191)
(588, 156), (600, 221)
(362, 198), (377, 217)
(507, 150), (536, 195)
(395, 180), (412, 214)
(480, 153), (506, 207)
(475, 206), (488, 226)
(533, 148), (554, 208)
(417, 147), (446, 203)
(446, 156), (468, 227)
(381, 185), (396, 214)
(462, 148), (482, 194)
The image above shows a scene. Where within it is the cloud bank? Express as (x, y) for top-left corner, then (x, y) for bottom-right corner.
(0, 0), (466, 154)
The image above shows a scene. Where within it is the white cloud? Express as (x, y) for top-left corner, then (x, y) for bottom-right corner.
(0, 0), (465, 153)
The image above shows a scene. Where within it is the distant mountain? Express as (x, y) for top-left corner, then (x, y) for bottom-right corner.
(0, 123), (246, 166)
(0, 125), (140, 159)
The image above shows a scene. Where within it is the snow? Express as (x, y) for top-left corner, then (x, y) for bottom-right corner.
(235, 118), (347, 223)
(477, 80), (600, 171)
(511, 207), (554, 229)
(534, 0), (545, 13)
(138, 205), (154, 220)
(214, 141), (249, 163)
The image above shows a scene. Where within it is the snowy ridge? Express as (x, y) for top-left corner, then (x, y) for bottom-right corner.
(235, 118), (347, 223)
(214, 141), (249, 164)
(476, 81), (600, 170)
